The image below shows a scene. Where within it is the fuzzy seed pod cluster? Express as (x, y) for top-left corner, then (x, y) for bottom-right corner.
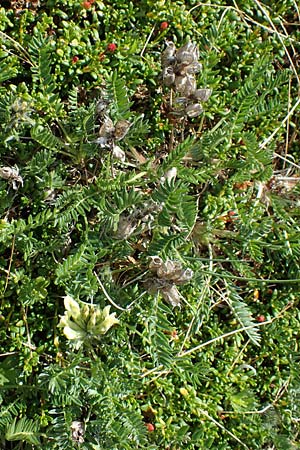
(94, 114), (132, 162)
(115, 202), (163, 240)
(145, 256), (193, 307)
(161, 40), (211, 117)
(94, 93), (132, 162)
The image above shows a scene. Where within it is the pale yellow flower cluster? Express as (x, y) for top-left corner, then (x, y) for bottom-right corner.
(58, 296), (119, 349)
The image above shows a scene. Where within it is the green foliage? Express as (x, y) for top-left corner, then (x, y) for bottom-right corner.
(5, 417), (41, 446)
(106, 71), (133, 120)
(225, 284), (261, 346)
(0, 0), (300, 449)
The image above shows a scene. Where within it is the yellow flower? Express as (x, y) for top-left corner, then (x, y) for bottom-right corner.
(95, 305), (119, 334)
(58, 296), (119, 349)
(64, 295), (81, 319)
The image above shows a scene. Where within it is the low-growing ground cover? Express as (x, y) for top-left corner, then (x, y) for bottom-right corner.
(0, 1), (300, 448)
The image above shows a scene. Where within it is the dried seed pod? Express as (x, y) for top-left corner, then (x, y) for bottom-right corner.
(162, 66), (175, 87)
(114, 119), (132, 141)
(193, 88), (212, 102)
(161, 284), (181, 307)
(149, 257), (193, 283)
(71, 421), (85, 444)
(183, 61), (202, 74)
(175, 60), (202, 76)
(174, 97), (188, 105)
(149, 256), (163, 272)
(156, 260), (183, 280)
(175, 75), (196, 97)
(146, 257), (192, 307)
(112, 145), (126, 162)
(161, 41), (176, 67)
(172, 268), (194, 284)
(185, 103), (203, 118)
(144, 276), (167, 294)
(115, 215), (137, 239)
(144, 277), (181, 307)
(176, 42), (199, 64)
(0, 166), (23, 189)
(99, 116), (115, 138)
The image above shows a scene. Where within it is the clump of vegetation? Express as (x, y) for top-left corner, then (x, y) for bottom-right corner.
(0, 1), (300, 449)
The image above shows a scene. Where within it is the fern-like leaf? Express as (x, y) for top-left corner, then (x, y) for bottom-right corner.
(31, 124), (64, 152)
(0, 58), (18, 83)
(148, 232), (187, 257)
(144, 302), (175, 367)
(106, 71), (133, 119)
(5, 417), (40, 446)
(160, 136), (195, 172)
(226, 286), (260, 346)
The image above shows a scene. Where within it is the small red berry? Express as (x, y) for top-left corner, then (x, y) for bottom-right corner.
(106, 43), (117, 52)
(227, 210), (238, 222)
(82, 1), (91, 9)
(72, 56), (79, 64)
(256, 315), (266, 323)
(160, 21), (169, 30)
(145, 423), (155, 432)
